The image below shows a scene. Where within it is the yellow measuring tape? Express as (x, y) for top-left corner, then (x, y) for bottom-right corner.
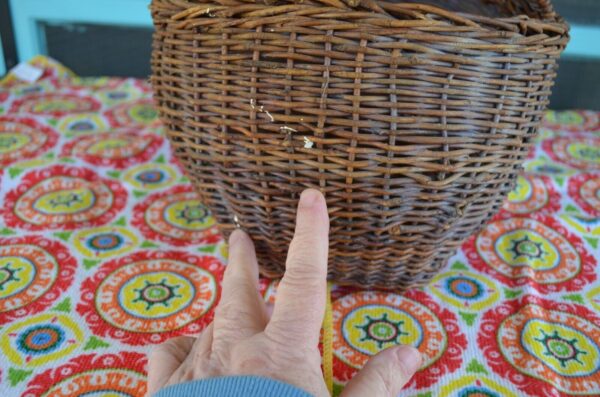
(322, 282), (334, 395)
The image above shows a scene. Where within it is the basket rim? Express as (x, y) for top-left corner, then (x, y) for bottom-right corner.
(151, 0), (569, 37)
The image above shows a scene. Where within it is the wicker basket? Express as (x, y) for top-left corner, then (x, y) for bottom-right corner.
(150, 0), (568, 290)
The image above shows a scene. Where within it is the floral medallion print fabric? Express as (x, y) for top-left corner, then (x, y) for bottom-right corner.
(0, 57), (599, 396)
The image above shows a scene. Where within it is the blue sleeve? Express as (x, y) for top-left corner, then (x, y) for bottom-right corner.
(153, 375), (314, 397)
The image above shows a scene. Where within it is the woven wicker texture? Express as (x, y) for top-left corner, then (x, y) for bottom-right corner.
(150, 0), (568, 290)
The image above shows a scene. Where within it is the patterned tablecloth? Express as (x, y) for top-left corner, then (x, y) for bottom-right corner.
(0, 57), (599, 397)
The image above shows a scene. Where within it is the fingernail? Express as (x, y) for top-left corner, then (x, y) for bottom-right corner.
(395, 346), (422, 373)
(299, 189), (322, 209)
(229, 229), (244, 246)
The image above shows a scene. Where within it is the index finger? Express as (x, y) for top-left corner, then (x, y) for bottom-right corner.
(265, 189), (329, 347)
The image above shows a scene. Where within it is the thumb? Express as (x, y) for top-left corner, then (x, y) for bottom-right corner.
(340, 346), (422, 397)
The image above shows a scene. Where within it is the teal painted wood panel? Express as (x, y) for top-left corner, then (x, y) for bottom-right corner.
(0, 31), (5, 76)
(564, 25), (600, 58)
(10, 0), (152, 61)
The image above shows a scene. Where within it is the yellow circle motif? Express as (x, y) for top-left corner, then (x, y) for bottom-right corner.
(57, 113), (108, 135)
(118, 271), (195, 319)
(521, 319), (598, 376)
(129, 103), (158, 123)
(12, 81), (55, 97)
(495, 230), (559, 270)
(429, 270), (500, 312)
(545, 110), (584, 126)
(164, 200), (215, 231)
(33, 188), (96, 215)
(34, 100), (78, 113)
(0, 132), (30, 154)
(87, 138), (131, 156)
(96, 87), (141, 105)
(0, 313), (84, 367)
(13, 158), (54, 170)
(524, 158), (575, 177)
(342, 305), (422, 357)
(123, 163), (178, 191)
(73, 226), (139, 259)
(508, 175), (532, 203)
(71, 76), (110, 87)
(567, 143), (600, 165)
(0, 256), (36, 299)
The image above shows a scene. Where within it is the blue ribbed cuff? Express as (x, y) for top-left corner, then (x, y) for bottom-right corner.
(153, 376), (314, 397)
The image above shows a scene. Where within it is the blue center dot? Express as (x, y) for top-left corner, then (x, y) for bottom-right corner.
(71, 121), (95, 131)
(136, 170), (165, 184)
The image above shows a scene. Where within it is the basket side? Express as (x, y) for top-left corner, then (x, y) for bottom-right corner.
(150, 0), (569, 289)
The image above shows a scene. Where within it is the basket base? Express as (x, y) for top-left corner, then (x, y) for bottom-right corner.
(221, 224), (458, 291)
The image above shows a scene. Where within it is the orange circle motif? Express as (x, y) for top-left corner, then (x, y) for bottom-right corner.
(542, 110), (600, 132)
(77, 250), (224, 345)
(479, 296), (600, 396)
(465, 215), (596, 292)
(132, 185), (220, 246)
(542, 136), (600, 170)
(104, 99), (160, 128)
(0, 236), (76, 325)
(61, 131), (163, 169)
(569, 173), (600, 217)
(22, 352), (147, 397)
(331, 290), (466, 389)
(502, 175), (560, 215)
(2, 165), (127, 230)
(10, 93), (101, 117)
(0, 116), (58, 167)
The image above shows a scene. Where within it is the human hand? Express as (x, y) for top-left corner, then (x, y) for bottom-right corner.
(147, 189), (422, 397)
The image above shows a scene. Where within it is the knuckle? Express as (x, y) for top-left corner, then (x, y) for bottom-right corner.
(281, 265), (317, 286)
(289, 232), (318, 254)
